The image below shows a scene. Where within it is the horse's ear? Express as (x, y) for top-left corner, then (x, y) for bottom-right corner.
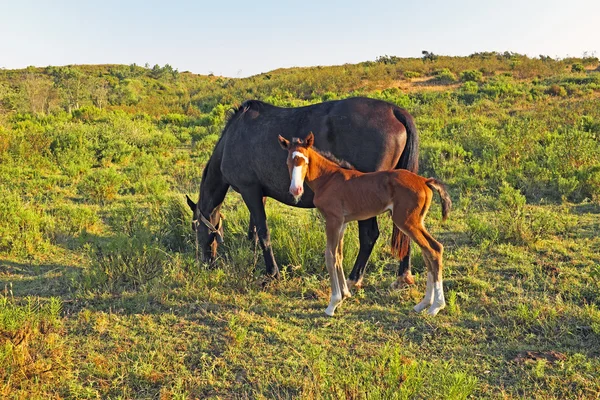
(278, 135), (290, 150)
(305, 132), (315, 148)
(185, 195), (196, 211)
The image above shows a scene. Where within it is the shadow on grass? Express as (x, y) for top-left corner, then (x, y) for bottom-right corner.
(0, 259), (80, 298)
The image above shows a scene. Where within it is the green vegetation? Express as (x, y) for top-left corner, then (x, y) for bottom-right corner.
(1, 53), (600, 398)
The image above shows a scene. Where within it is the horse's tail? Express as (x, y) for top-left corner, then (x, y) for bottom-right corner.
(425, 178), (452, 221)
(391, 108), (420, 258)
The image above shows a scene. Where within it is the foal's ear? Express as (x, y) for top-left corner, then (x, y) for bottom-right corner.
(278, 135), (290, 150)
(305, 132), (315, 148)
(185, 194), (196, 212)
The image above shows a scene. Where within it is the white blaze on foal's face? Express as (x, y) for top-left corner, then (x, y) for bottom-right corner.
(289, 150), (308, 202)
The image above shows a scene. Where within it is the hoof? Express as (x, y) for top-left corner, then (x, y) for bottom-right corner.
(390, 272), (415, 290)
(346, 278), (363, 290)
(324, 306), (336, 316)
(342, 290), (352, 300)
(427, 303), (446, 316)
(413, 301), (431, 313)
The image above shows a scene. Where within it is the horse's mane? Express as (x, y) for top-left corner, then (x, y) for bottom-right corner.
(223, 100), (268, 131)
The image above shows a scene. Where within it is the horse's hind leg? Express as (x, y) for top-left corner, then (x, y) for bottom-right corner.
(347, 218), (380, 289)
(240, 187), (280, 279)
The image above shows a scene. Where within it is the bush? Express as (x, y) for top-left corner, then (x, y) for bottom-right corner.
(404, 71), (421, 79)
(0, 296), (66, 393)
(0, 186), (54, 257)
(432, 69), (457, 84)
(546, 84), (567, 97)
(78, 168), (125, 204)
(571, 63), (585, 73)
(82, 236), (168, 292)
(460, 70), (483, 82)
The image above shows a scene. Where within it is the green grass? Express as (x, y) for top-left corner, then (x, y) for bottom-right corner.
(1, 55), (600, 398)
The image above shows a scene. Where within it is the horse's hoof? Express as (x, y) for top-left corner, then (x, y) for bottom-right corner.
(324, 307), (336, 316)
(390, 272), (415, 290)
(342, 290), (352, 300)
(347, 278), (363, 290)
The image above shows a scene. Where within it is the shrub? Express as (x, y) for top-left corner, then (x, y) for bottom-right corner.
(82, 235), (168, 292)
(571, 63), (585, 73)
(432, 69), (457, 84)
(0, 296), (66, 393)
(78, 168), (125, 204)
(404, 71), (421, 79)
(460, 69), (483, 82)
(546, 84), (567, 97)
(0, 186), (54, 257)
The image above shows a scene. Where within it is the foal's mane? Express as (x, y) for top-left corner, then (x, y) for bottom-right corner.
(314, 149), (355, 170)
(290, 138), (355, 170)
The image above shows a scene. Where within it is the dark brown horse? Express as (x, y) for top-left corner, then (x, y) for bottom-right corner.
(186, 97), (419, 286)
(279, 133), (451, 316)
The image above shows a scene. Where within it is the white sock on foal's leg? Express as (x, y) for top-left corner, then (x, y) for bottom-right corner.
(414, 272), (434, 312)
(325, 284), (343, 317)
(325, 251), (343, 316)
(428, 279), (446, 316)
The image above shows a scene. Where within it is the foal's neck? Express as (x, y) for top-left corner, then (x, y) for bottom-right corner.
(305, 149), (344, 192)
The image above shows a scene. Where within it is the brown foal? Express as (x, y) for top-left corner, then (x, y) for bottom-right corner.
(279, 133), (451, 316)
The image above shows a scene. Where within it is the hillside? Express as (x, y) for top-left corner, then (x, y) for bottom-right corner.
(1, 53), (600, 398)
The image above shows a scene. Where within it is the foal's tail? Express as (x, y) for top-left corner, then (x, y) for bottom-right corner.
(425, 178), (452, 221)
(390, 108), (419, 258)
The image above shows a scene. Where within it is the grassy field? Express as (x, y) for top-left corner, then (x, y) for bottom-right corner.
(1, 54), (600, 398)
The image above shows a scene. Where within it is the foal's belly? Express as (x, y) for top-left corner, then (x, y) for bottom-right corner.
(343, 204), (391, 223)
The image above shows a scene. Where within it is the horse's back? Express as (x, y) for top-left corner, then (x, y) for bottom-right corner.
(219, 98), (411, 205)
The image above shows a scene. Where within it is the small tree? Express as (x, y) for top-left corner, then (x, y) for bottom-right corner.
(49, 66), (85, 112)
(21, 70), (55, 114)
(422, 50), (438, 62)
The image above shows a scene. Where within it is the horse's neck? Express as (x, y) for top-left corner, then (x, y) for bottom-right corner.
(199, 156), (229, 218)
(306, 150), (342, 192)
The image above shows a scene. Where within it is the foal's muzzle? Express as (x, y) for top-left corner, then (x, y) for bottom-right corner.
(289, 185), (303, 197)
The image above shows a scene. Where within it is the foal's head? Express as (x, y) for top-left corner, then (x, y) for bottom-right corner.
(278, 132), (314, 203)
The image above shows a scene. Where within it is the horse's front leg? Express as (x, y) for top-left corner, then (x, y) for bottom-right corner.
(247, 197), (266, 244)
(324, 218), (343, 316)
(240, 187), (280, 279)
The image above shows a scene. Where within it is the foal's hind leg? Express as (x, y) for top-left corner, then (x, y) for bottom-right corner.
(395, 220), (445, 316)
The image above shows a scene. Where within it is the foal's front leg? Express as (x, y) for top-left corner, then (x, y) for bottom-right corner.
(336, 223), (351, 299)
(324, 220), (343, 316)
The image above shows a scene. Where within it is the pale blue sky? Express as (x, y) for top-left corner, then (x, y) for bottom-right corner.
(1, 0), (598, 77)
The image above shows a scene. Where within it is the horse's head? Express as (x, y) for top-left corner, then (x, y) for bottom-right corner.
(186, 195), (224, 262)
(278, 132), (314, 203)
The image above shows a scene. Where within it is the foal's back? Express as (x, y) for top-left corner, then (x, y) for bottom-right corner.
(315, 168), (430, 222)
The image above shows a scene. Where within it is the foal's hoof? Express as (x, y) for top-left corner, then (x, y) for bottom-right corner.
(427, 303), (446, 316)
(413, 301), (432, 313)
(324, 307), (336, 317)
(390, 272), (415, 290)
